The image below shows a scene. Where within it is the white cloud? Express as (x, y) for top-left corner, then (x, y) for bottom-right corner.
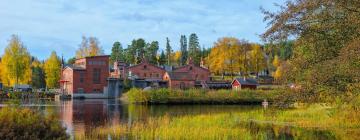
(0, 0), (285, 60)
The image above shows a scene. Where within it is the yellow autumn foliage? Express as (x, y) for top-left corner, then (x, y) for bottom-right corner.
(44, 51), (61, 88)
(0, 35), (31, 86)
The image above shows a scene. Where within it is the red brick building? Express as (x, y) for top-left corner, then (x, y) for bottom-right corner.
(163, 59), (211, 89)
(163, 72), (196, 89)
(111, 60), (166, 80)
(61, 55), (110, 94)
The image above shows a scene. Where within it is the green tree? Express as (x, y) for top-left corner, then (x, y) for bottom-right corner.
(165, 37), (172, 65)
(44, 51), (61, 88)
(134, 39), (146, 64)
(110, 41), (124, 63)
(188, 33), (201, 65)
(67, 57), (76, 65)
(124, 40), (137, 64)
(0, 35), (31, 86)
(75, 36), (104, 58)
(180, 35), (188, 65)
(145, 41), (159, 64)
(31, 59), (46, 89)
(158, 50), (166, 66)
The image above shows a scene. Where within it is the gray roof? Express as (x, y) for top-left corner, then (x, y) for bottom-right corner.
(233, 78), (258, 85)
(65, 65), (85, 70)
(167, 72), (194, 81)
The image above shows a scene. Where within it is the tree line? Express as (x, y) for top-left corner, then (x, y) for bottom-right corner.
(0, 35), (61, 89)
(0, 33), (293, 89)
(108, 33), (209, 67)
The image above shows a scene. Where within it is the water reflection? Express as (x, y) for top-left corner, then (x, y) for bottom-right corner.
(55, 99), (266, 137)
(59, 100), (129, 137)
(1, 99), (357, 139)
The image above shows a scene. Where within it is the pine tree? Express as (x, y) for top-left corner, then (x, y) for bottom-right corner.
(31, 59), (46, 89)
(180, 35), (188, 65)
(110, 41), (124, 63)
(145, 41), (159, 64)
(165, 37), (172, 65)
(188, 33), (201, 65)
(158, 51), (166, 65)
(135, 38), (146, 64)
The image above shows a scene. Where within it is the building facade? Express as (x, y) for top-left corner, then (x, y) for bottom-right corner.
(232, 78), (258, 90)
(163, 59), (211, 89)
(111, 60), (166, 81)
(61, 55), (110, 94)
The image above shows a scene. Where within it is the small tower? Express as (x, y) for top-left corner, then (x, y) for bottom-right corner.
(113, 61), (127, 79)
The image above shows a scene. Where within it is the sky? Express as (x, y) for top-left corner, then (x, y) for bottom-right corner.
(0, 0), (286, 60)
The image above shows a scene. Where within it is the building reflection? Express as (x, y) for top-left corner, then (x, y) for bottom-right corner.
(59, 99), (128, 137)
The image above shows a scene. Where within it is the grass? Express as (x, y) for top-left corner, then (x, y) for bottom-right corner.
(125, 88), (284, 104)
(75, 102), (360, 140)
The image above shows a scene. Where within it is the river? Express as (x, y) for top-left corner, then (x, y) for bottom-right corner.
(2, 99), (358, 139)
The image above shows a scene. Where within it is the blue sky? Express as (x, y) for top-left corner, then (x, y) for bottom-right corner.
(0, 0), (285, 60)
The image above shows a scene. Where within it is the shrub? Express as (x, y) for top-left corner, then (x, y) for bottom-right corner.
(0, 107), (68, 140)
(125, 88), (284, 104)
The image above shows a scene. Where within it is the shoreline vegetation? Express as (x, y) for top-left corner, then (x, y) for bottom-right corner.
(124, 88), (285, 105)
(0, 103), (68, 140)
(75, 102), (360, 140)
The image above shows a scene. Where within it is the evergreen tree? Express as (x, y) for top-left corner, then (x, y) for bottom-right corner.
(145, 41), (159, 64)
(135, 38), (146, 64)
(188, 33), (201, 65)
(158, 50), (166, 65)
(180, 35), (188, 66)
(67, 57), (76, 65)
(31, 59), (46, 89)
(165, 37), (172, 65)
(110, 41), (124, 63)
(125, 40), (137, 64)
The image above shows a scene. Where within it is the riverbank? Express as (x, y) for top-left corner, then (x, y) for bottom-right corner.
(124, 88), (285, 105)
(75, 102), (360, 139)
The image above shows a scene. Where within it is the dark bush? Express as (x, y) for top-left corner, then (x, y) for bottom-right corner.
(0, 107), (68, 140)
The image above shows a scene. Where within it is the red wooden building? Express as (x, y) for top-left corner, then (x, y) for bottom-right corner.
(232, 78), (258, 90)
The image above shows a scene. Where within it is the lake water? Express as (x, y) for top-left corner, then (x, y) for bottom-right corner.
(2, 99), (358, 139)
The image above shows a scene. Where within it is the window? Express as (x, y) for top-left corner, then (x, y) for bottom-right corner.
(93, 89), (101, 93)
(189, 66), (193, 70)
(150, 73), (152, 77)
(156, 73), (159, 77)
(180, 82), (186, 89)
(144, 73), (147, 77)
(93, 68), (101, 84)
(77, 88), (84, 93)
(79, 72), (85, 83)
(143, 65), (147, 69)
(89, 61), (106, 65)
